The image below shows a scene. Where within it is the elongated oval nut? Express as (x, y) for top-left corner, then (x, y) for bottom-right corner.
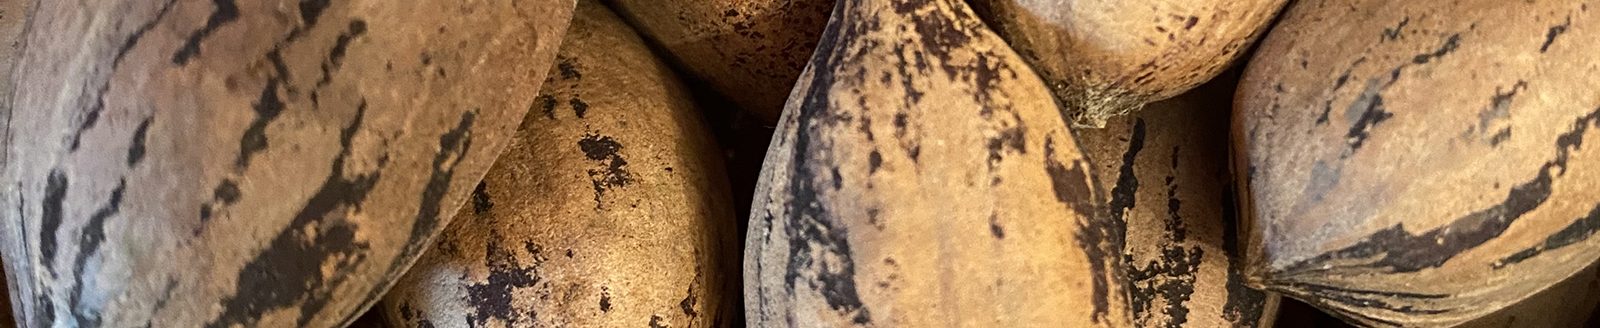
(744, 0), (1131, 326)
(380, 2), (738, 327)
(0, 0), (574, 326)
(1236, 0), (1600, 325)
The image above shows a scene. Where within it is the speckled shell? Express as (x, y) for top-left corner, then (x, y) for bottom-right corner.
(1077, 75), (1279, 328)
(1236, 0), (1600, 326)
(970, 0), (1285, 128)
(743, 0), (1130, 326)
(1457, 260), (1600, 328)
(0, 0), (574, 327)
(605, 0), (832, 123)
(379, 2), (738, 328)
(0, 0), (26, 118)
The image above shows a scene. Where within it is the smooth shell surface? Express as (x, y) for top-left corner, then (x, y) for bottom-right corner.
(0, 0), (574, 326)
(381, 2), (737, 327)
(971, 0), (1285, 127)
(1077, 75), (1279, 328)
(1236, 0), (1600, 325)
(744, 0), (1130, 326)
(606, 0), (833, 123)
(1457, 260), (1600, 328)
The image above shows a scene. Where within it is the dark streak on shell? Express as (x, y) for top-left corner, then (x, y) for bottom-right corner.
(379, 3), (733, 327)
(1238, 1), (1600, 325)
(747, 0), (1130, 326)
(203, 104), (380, 328)
(779, 1), (874, 321)
(1080, 77), (1277, 328)
(3, 0), (573, 326)
(1281, 109), (1599, 275)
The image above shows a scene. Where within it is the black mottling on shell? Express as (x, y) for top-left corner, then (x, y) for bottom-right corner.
(236, 78), (287, 169)
(868, 150), (883, 174)
(1475, 81), (1529, 147)
(471, 181), (493, 215)
(1541, 16), (1572, 52)
(69, 83), (111, 152)
(199, 178), (242, 225)
(360, 108), (478, 312)
(649, 314), (667, 328)
(1279, 108), (1600, 278)
(330, 20), (366, 66)
(570, 98), (589, 118)
(127, 117), (153, 166)
(1045, 136), (1117, 323)
(1125, 149), (1202, 328)
(1219, 183), (1269, 327)
(1316, 57), (1368, 125)
(214, 179), (242, 205)
(600, 287), (612, 312)
(1342, 84), (1392, 154)
(537, 95), (559, 120)
(680, 286), (699, 318)
(70, 0), (180, 151)
(465, 239), (542, 327)
(1045, 144), (1096, 218)
(558, 56), (582, 80)
(113, 0), (180, 68)
(1128, 246), (1201, 328)
(298, 0), (331, 27)
(269, 50), (293, 86)
(778, 0), (873, 322)
(1319, 33), (1459, 139)
(1490, 128), (1512, 146)
(172, 0), (241, 65)
(1381, 17), (1410, 42)
(67, 179), (129, 326)
(579, 134), (632, 209)
(989, 212), (1006, 239)
(203, 104), (378, 328)
(1410, 34), (1461, 65)
(1496, 203), (1600, 267)
(1109, 120), (1147, 217)
(317, 20), (368, 87)
(40, 170), (68, 276)
(985, 125), (1027, 170)
(33, 293), (55, 326)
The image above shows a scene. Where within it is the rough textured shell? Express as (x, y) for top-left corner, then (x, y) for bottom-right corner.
(0, 0), (25, 116)
(1077, 75), (1278, 328)
(606, 0), (833, 123)
(743, 0), (1130, 326)
(1236, 0), (1600, 325)
(0, 0), (574, 326)
(381, 2), (737, 327)
(971, 0), (1285, 127)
